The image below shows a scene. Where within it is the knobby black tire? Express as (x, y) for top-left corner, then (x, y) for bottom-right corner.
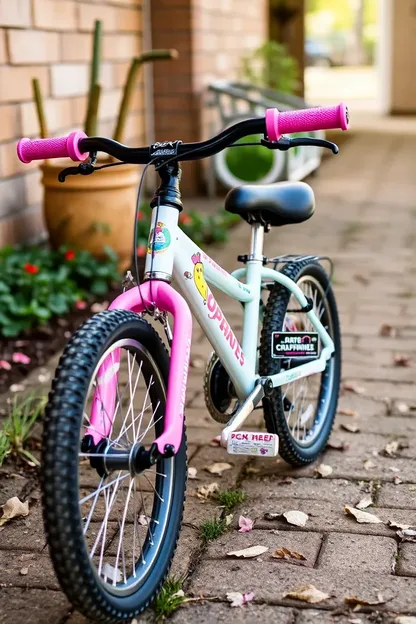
(259, 261), (341, 466)
(41, 310), (187, 623)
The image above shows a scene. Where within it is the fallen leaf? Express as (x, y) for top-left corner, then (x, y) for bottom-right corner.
(226, 591), (255, 607)
(90, 301), (108, 313)
(344, 505), (382, 524)
(0, 497), (29, 527)
(12, 352), (31, 365)
(264, 512), (280, 521)
(341, 423), (360, 433)
(196, 482), (219, 500)
(225, 514), (233, 527)
(190, 357), (205, 369)
(38, 372), (51, 383)
(238, 515), (254, 533)
(344, 594), (385, 607)
(283, 584), (329, 604)
(363, 459), (377, 470)
(337, 409), (359, 417)
(272, 547), (306, 561)
(283, 510), (308, 527)
(342, 383), (365, 395)
(379, 323), (395, 337)
(171, 589), (184, 599)
(348, 619), (364, 624)
(393, 354), (412, 367)
(356, 496), (373, 510)
(19, 567), (28, 576)
(227, 545), (268, 558)
(0, 360), (11, 370)
(314, 464), (333, 478)
(388, 520), (412, 531)
(188, 467), (198, 479)
(10, 384), (25, 393)
(393, 617), (416, 624)
(245, 466), (260, 475)
(396, 402), (410, 414)
(327, 440), (349, 451)
(209, 435), (221, 447)
(382, 440), (399, 457)
(393, 475), (402, 485)
(138, 515), (150, 526)
(205, 462), (233, 476)
(397, 528), (416, 542)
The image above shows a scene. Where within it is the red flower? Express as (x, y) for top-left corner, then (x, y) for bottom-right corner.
(75, 300), (87, 310)
(65, 250), (76, 261)
(136, 245), (147, 257)
(24, 263), (39, 275)
(179, 213), (192, 226)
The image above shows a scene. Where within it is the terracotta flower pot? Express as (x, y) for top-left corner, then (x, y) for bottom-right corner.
(41, 160), (140, 272)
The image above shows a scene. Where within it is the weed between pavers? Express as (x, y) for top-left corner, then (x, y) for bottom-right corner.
(153, 576), (185, 620)
(215, 488), (247, 513)
(0, 393), (46, 466)
(200, 518), (226, 543)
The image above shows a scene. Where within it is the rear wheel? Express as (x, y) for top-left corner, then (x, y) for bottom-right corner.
(259, 261), (341, 465)
(42, 310), (187, 623)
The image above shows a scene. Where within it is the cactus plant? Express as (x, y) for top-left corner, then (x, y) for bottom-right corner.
(84, 20), (102, 136)
(113, 49), (178, 144)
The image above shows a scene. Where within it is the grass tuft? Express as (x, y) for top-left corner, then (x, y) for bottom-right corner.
(0, 393), (47, 466)
(215, 488), (247, 513)
(200, 517), (226, 543)
(153, 576), (185, 620)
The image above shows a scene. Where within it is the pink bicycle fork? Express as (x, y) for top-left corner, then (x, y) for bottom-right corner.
(87, 281), (192, 456)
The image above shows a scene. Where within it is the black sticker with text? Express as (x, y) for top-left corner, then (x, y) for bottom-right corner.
(271, 332), (319, 358)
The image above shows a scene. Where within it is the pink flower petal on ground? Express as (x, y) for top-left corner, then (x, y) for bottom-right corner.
(243, 591), (255, 604)
(75, 300), (87, 310)
(238, 515), (254, 533)
(12, 352), (31, 365)
(0, 360), (11, 370)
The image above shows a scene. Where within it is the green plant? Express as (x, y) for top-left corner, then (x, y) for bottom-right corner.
(241, 41), (299, 94)
(215, 489), (247, 513)
(0, 393), (47, 465)
(225, 133), (275, 182)
(153, 577), (185, 620)
(0, 245), (120, 337)
(200, 517), (226, 542)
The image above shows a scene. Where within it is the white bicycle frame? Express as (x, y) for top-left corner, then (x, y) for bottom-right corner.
(144, 203), (334, 412)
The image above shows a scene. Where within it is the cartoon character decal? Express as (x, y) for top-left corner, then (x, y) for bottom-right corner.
(191, 252), (208, 304)
(147, 221), (171, 254)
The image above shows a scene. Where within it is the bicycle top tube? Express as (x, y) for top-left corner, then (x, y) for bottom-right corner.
(16, 103), (349, 166)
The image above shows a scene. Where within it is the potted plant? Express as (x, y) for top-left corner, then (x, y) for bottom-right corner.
(32, 20), (177, 271)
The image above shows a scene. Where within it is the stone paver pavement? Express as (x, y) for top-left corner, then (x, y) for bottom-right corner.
(1, 132), (416, 622)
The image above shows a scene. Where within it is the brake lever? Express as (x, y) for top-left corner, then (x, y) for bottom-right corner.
(261, 137), (339, 154)
(58, 152), (98, 182)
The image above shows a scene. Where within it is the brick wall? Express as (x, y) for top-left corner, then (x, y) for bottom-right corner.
(151, 0), (268, 195)
(0, 0), (144, 246)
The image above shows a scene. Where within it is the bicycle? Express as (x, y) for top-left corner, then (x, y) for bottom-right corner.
(17, 102), (349, 622)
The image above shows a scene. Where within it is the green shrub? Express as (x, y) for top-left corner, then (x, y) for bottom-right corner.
(241, 40), (299, 94)
(0, 245), (119, 337)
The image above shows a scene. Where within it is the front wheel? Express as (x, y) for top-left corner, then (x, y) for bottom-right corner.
(42, 310), (187, 623)
(259, 261), (341, 466)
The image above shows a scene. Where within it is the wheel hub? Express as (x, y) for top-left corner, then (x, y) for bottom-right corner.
(81, 434), (163, 477)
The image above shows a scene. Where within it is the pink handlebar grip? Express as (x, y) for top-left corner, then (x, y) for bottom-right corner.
(265, 103), (349, 141)
(16, 131), (89, 164)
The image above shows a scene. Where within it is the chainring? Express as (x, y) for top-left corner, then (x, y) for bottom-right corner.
(203, 352), (239, 424)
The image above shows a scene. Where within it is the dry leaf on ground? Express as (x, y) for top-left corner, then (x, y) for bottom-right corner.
(388, 520), (412, 531)
(397, 528), (416, 542)
(337, 409), (359, 417)
(379, 323), (395, 337)
(264, 512), (281, 521)
(382, 441), (399, 457)
(283, 510), (308, 527)
(344, 505), (383, 524)
(389, 466), (400, 473)
(327, 440), (349, 451)
(19, 567), (29, 576)
(171, 589), (184, 599)
(205, 462), (233, 476)
(225, 514), (233, 527)
(272, 547), (306, 561)
(393, 475), (403, 485)
(138, 515), (150, 526)
(227, 545), (268, 558)
(209, 435), (221, 447)
(393, 617), (416, 624)
(356, 496), (373, 510)
(188, 467), (198, 479)
(363, 459), (377, 470)
(341, 423), (360, 433)
(314, 464), (333, 478)
(0, 497), (29, 527)
(283, 584), (329, 604)
(238, 516), (254, 533)
(190, 356), (205, 369)
(342, 383), (365, 395)
(196, 482), (219, 500)
(393, 354), (412, 367)
(344, 594), (385, 607)
(226, 591), (254, 607)
(396, 402), (410, 414)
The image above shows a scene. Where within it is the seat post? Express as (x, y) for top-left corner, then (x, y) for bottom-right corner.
(249, 223), (265, 261)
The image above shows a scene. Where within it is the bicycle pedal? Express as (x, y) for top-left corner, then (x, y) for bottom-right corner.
(227, 432), (279, 457)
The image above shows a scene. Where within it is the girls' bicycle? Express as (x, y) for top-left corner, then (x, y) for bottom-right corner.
(17, 103), (348, 622)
